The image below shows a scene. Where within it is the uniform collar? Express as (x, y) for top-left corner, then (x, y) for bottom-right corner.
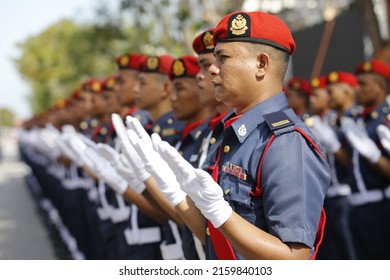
(181, 119), (205, 139)
(228, 92), (289, 143)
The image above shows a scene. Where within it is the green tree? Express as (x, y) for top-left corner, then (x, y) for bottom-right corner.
(15, 17), (136, 114)
(0, 108), (15, 127)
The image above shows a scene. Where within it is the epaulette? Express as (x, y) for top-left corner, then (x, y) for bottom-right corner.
(263, 111), (295, 135)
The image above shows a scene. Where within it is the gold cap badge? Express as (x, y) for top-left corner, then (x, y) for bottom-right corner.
(311, 78), (319, 88)
(230, 14), (248, 36)
(120, 56), (129, 67)
(172, 60), (185, 77)
(203, 31), (214, 49)
(106, 77), (115, 88)
(146, 56), (159, 71)
(92, 81), (101, 92)
(363, 61), (372, 72)
(329, 71), (339, 83)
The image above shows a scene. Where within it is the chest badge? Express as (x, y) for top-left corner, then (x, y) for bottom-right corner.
(238, 124), (247, 136)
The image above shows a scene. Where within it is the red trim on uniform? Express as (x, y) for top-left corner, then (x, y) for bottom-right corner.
(223, 114), (242, 129)
(91, 125), (102, 142)
(126, 107), (138, 117)
(311, 208), (326, 260)
(361, 105), (376, 118)
(209, 112), (228, 131)
(207, 220), (237, 260)
(181, 119), (205, 139)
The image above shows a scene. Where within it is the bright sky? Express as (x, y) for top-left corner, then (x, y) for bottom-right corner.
(0, 0), (117, 121)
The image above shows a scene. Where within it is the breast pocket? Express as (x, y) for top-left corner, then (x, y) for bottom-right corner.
(220, 173), (256, 225)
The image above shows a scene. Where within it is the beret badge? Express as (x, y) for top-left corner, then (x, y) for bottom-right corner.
(230, 14), (248, 36)
(202, 31), (214, 49)
(172, 60), (185, 77)
(146, 56), (159, 71)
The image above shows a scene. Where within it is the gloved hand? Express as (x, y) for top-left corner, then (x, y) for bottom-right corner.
(154, 136), (232, 228)
(64, 134), (94, 168)
(309, 116), (341, 154)
(111, 113), (151, 182)
(127, 131), (186, 206)
(95, 143), (145, 194)
(377, 124), (390, 154)
(126, 116), (152, 149)
(341, 118), (381, 164)
(84, 147), (128, 194)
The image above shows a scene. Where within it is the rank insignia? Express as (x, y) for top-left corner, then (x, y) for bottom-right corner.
(238, 124), (247, 136)
(222, 163), (247, 181)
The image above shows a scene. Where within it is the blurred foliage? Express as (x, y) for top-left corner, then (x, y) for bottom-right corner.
(0, 108), (15, 127)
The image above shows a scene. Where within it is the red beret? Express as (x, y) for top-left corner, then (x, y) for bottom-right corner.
(287, 77), (312, 96)
(169, 55), (200, 81)
(311, 76), (327, 89)
(70, 89), (81, 100)
(139, 55), (175, 75)
(115, 53), (146, 70)
(102, 75), (117, 91)
(213, 11), (295, 55)
(355, 59), (390, 80)
(81, 79), (104, 94)
(192, 28), (215, 54)
(327, 71), (358, 88)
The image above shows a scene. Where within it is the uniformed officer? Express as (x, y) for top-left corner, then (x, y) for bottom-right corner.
(341, 59), (390, 259)
(115, 53), (152, 127)
(285, 76), (312, 120)
(309, 71), (358, 260)
(192, 28), (230, 173)
(135, 54), (184, 145)
(132, 11), (331, 260)
(309, 75), (334, 121)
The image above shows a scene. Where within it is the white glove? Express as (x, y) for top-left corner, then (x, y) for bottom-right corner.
(96, 143), (145, 194)
(341, 118), (381, 164)
(377, 124), (390, 154)
(126, 116), (152, 149)
(127, 131), (186, 206)
(84, 147), (128, 194)
(155, 136), (232, 228)
(64, 134), (94, 168)
(309, 116), (341, 154)
(111, 113), (151, 182)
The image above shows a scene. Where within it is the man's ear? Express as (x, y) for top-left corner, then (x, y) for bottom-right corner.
(255, 52), (269, 79)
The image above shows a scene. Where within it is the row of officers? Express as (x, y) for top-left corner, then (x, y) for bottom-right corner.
(19, 11), (390, 260)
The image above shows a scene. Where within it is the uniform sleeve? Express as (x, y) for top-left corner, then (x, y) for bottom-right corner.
(260, 132), (331, 247)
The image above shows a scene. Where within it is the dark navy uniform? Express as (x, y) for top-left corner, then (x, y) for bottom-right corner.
(205, 93), (331, 259)
(150, 111), (184, 146)
(346, 102), (390, 259)
(316, 107), (359, 260)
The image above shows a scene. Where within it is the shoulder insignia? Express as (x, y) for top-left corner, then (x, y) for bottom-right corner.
(161, 128), (176, 137)
(263, 111), (294, 132)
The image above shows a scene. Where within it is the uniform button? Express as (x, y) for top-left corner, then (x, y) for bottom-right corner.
(223, 145), (230, 153)
(206, 227), (210, 236)
(209, 137), (216, 145)
(153, 125), (161, 133)
(224, 188), (231, 195)
(371, 111), (378, 119)
(167, 118), (173, 124)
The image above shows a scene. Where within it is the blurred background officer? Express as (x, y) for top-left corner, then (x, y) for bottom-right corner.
(135, 54), (184, 145)
(309, 76), (333, 121)
(115, 53), (151, 126)
(309, 71), (358, 260)
(341, 59), (390, 259)
(285, 76), (312, 120)
(192, 28), (230, 173)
